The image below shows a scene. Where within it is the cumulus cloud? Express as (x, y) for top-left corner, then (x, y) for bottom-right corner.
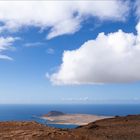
(0, 1), (130, 39)
(49, 22), (140, 85)
(0, 37), (17, 60)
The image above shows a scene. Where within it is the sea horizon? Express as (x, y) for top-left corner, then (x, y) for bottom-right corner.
(0, 104), (139, 119)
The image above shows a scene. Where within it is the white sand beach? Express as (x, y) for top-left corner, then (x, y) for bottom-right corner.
(42, 114), (111, 125)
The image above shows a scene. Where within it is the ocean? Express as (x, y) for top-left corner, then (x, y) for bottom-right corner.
(0, 104), (140, 128)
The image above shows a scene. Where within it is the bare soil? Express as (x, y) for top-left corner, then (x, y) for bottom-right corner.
(0, 115), (140, 140)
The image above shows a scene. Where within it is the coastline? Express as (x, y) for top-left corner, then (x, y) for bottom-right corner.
(41, 113), (112, 125)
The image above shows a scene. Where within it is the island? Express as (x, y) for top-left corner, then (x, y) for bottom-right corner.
(44, 111), (65, 117)
(41, 111), (112, 125)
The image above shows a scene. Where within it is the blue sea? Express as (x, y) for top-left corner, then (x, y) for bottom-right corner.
(0, 104), (140, 128)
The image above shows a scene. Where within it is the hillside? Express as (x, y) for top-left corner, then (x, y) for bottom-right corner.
(43, 111), (65, 117)
(0, 115), (140, 140)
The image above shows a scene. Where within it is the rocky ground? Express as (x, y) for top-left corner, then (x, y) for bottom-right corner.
(0, 115), (140, 140)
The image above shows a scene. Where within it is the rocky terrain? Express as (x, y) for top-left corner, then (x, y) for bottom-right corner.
(0, 115), (140, 140)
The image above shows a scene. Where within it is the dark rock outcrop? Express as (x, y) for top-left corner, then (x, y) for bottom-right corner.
(44, 111), (65, 117)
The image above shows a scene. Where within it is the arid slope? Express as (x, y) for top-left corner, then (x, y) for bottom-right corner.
(0, 115), (140, 140)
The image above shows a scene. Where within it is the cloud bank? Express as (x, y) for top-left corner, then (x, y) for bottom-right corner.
(50, 22), (140, 85)
(0, 1), (129, 39)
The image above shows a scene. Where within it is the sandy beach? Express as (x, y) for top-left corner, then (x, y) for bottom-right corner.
(41, 113), (111, 125)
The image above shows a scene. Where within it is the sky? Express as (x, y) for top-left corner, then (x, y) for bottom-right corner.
(0, 0), (140, 104)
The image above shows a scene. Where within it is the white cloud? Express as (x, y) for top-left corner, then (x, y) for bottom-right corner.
(0, 37), (15, 51)
(0, 1), (130, 39)
(0, 54), (13, 61)
(47, 18), (81, 40)
(135, 0), (140, 18)
(24, 42), (43, 48)
(49, 22), (140, 85)
(0, 36), (16, 60)
(61, 97), (89, 101)
(46, 48), (55, 55)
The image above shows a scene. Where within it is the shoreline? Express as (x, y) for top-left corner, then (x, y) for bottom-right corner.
(41, 113), (112, 125)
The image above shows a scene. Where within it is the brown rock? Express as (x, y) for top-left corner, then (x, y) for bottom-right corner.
(0, 115), (139, 140)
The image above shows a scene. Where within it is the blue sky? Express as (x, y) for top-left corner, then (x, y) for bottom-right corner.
(0, 0), (140, 104)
